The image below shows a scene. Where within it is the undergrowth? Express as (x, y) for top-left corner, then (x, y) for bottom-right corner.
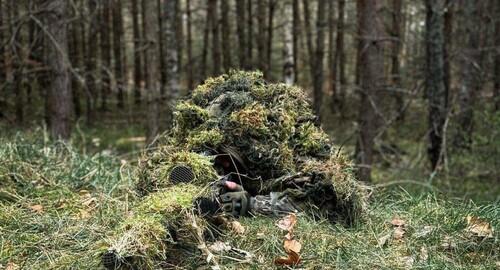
(0, 131), (498, 269)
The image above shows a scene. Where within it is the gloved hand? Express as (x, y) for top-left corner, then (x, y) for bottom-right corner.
(217, 180), (251, 217)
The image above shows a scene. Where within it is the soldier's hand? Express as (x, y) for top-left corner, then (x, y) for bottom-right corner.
(215, 178), (245, 194)
(218, 180), (250, 217)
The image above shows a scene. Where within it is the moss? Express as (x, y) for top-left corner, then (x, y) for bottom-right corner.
(229, 103), (270, 137)
(136, 184), (204, 215)
(186, 129), (224, 150)
(298, 153), (369, 223)
(192, 75), (227, 106)
(103, 184), (206, 269)
(294, 123), (331, 156)
(172, 102), (210, 135)
(136, 149), (218, 195)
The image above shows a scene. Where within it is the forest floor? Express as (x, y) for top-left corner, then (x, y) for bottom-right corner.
(0, 106), (498, 269)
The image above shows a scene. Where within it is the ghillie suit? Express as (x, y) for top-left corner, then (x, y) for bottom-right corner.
(137, 71), (368, 223)
(103, 71), (369, 269)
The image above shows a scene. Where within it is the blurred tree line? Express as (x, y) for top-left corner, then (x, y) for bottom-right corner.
(0, 0), (499, 182)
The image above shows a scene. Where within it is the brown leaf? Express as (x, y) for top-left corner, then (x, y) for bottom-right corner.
(6, 262), (19, 270)
(229, 221), (246, 234)
(391, 217), (406, 227)
(29, 204), (44, 213)
(284, 239), (302, 253)
(78, 209), (91, 220)
(393, 226), (406, 240)
(465, 216), (494, 238)
(274, 251), (301, 266)
(276, 213), (297, 232)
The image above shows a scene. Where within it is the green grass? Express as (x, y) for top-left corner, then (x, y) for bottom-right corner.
(0, 126), (498, 269)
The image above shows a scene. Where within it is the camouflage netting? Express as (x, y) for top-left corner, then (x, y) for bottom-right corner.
(136, 71), (369, 223)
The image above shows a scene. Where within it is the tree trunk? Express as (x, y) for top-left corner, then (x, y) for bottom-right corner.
(131, 0), (142, 105)
(144, 0), (161, 143)
(44, 0), (72, 139)
(221, 0), (232, 72)
(11, 0), (24, 124)
(443, 0), (453, 111)
(70, 12), (83, 119)
(392, 0), (403, 121)
(283, 0), (294, 85)
(164, 0), (180, 118)
(236, 0), (247, 69)
(495, 0), (500, 111)
(305, 0), (327, 118)
(25, 0), (35, 107)
(292, 0), (300, 83)
(456, 0), (480, 148)
(211, 0), (221, 76)
(85, 0), (98, 124)
(0, 0), (4, 119)
(247, 0), (254, 69)
(334, 0), (346, 108)
(266, 0), (276, 80)
(355, 0), (385, 182)
(141, 0), (148, 87)
(327, 0), (337, 111)
(425, 0), (447, 170)
(186, 0), (194, 90)
(112, 0), (125, 109)
(0, 0), (3, 80)
(175, 0), (183, 73)
(100, 0), (112, 111)
(257, 0), (267, 75)
(158, 0), (166, 97)
(302, 0), (314, 82)
(201, 0), (211, 80)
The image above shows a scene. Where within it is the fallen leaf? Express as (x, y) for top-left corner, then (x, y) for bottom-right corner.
(29, 204), (44, 213)
(393, 226), (406, 240)
(274, 251), (300, 266)
(209, 241), (232, 253)
(229, 221), (245, 234)
(78, 209), (91, 219)
(276, 213), (297, 232)
(465, 216), (494, 238)
(284, 239), (302, 253)
(6, 262), (19, 270)
(275, 214), (301, 266)
(391, 217), (406, 227)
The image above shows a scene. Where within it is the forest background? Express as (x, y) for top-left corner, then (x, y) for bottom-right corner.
(0, 0), (498, 268)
